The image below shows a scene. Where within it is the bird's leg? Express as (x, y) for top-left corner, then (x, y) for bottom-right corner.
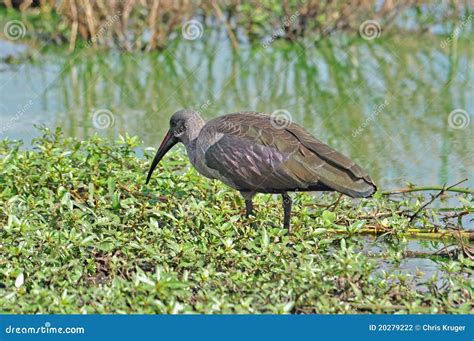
(240, 191), (255, 218)
(245, 199), (253, 218)
(282, 192), (292, 233)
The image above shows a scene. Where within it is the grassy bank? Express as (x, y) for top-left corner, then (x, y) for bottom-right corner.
(1, 1), (471, 51)
(0, 128), (472, 313)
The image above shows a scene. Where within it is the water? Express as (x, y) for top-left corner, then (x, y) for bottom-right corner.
(362, 236), (459, 291)
(1, 34), (473, 190)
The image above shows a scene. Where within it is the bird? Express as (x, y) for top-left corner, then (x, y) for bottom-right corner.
(146, 109), (377, 232)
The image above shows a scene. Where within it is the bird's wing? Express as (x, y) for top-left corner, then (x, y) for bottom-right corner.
(203, 112), (376, 197)
(284, 121), (377, 197)
(204, 133), (322, 192)
(284, 124), (374, 184)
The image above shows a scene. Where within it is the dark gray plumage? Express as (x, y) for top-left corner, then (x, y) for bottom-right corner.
(146, 109), (377, 232)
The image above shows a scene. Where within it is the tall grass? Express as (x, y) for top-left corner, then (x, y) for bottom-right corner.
(1, 0), (472, 51)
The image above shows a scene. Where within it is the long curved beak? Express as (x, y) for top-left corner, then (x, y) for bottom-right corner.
(146, 130), (178, 184)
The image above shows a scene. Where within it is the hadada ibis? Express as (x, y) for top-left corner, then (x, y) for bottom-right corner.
(146, 109), (377, 232)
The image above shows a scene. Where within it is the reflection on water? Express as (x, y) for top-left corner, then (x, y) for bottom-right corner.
(0, 34), (473, 190)
(361, 236), (472, 291)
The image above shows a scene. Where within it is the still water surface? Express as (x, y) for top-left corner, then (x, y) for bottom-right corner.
(1, 34), (472, 190)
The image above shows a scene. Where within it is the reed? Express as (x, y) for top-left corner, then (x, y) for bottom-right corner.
(2, 0), (471, 51)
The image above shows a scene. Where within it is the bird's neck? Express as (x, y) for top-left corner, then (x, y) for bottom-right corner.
(183, 114), (205, 144)
(182, 120), (204, 163)
(182, 113), (205, 168)
(184, 137), (199, 166)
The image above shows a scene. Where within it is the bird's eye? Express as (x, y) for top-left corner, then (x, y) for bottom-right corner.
(176, 123), (186, 134)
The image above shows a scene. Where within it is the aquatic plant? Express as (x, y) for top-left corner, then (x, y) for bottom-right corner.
(0, 128), (472, 313)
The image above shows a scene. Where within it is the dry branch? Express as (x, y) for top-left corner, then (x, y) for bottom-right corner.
(408, 179), (469, 222)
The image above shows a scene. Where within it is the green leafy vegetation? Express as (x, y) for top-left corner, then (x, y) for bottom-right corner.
(1, 129), (472, 313)
(0, 1), (471, 51)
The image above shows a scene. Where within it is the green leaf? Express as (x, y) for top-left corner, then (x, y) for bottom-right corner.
(322, 210), (336, 226)
(261, 227), (269, 248)
(313, 228), (328, 235)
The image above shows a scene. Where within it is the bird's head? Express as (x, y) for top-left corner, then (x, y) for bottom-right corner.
(146, 109), (204, 184)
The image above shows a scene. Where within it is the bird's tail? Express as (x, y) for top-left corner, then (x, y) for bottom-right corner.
(338, 178), (377, 198)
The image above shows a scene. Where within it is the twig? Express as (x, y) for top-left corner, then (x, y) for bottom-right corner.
(408, 179), (468, 222)
(441, 210), (472, 220)
(147, 0), (160, 51)
(357, 210), (409, 219)
(366, 248), (460, 260)
(456, 229), (474, 260)
(68, 0), (79, 52)
(81, 0), (97, 48)
(328, 226), (474, 241)
(382, 180), (473, 195)
(351, 303), (432, 313)
(311, 193), (344, 209)
(19, 0), (33, 11)
(211, 0), (240, 52)
(433, 243), (463, 259)
(437, 207), (474, 212)
(327, 193), (343, 210)
(117, 183), (167, 202)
